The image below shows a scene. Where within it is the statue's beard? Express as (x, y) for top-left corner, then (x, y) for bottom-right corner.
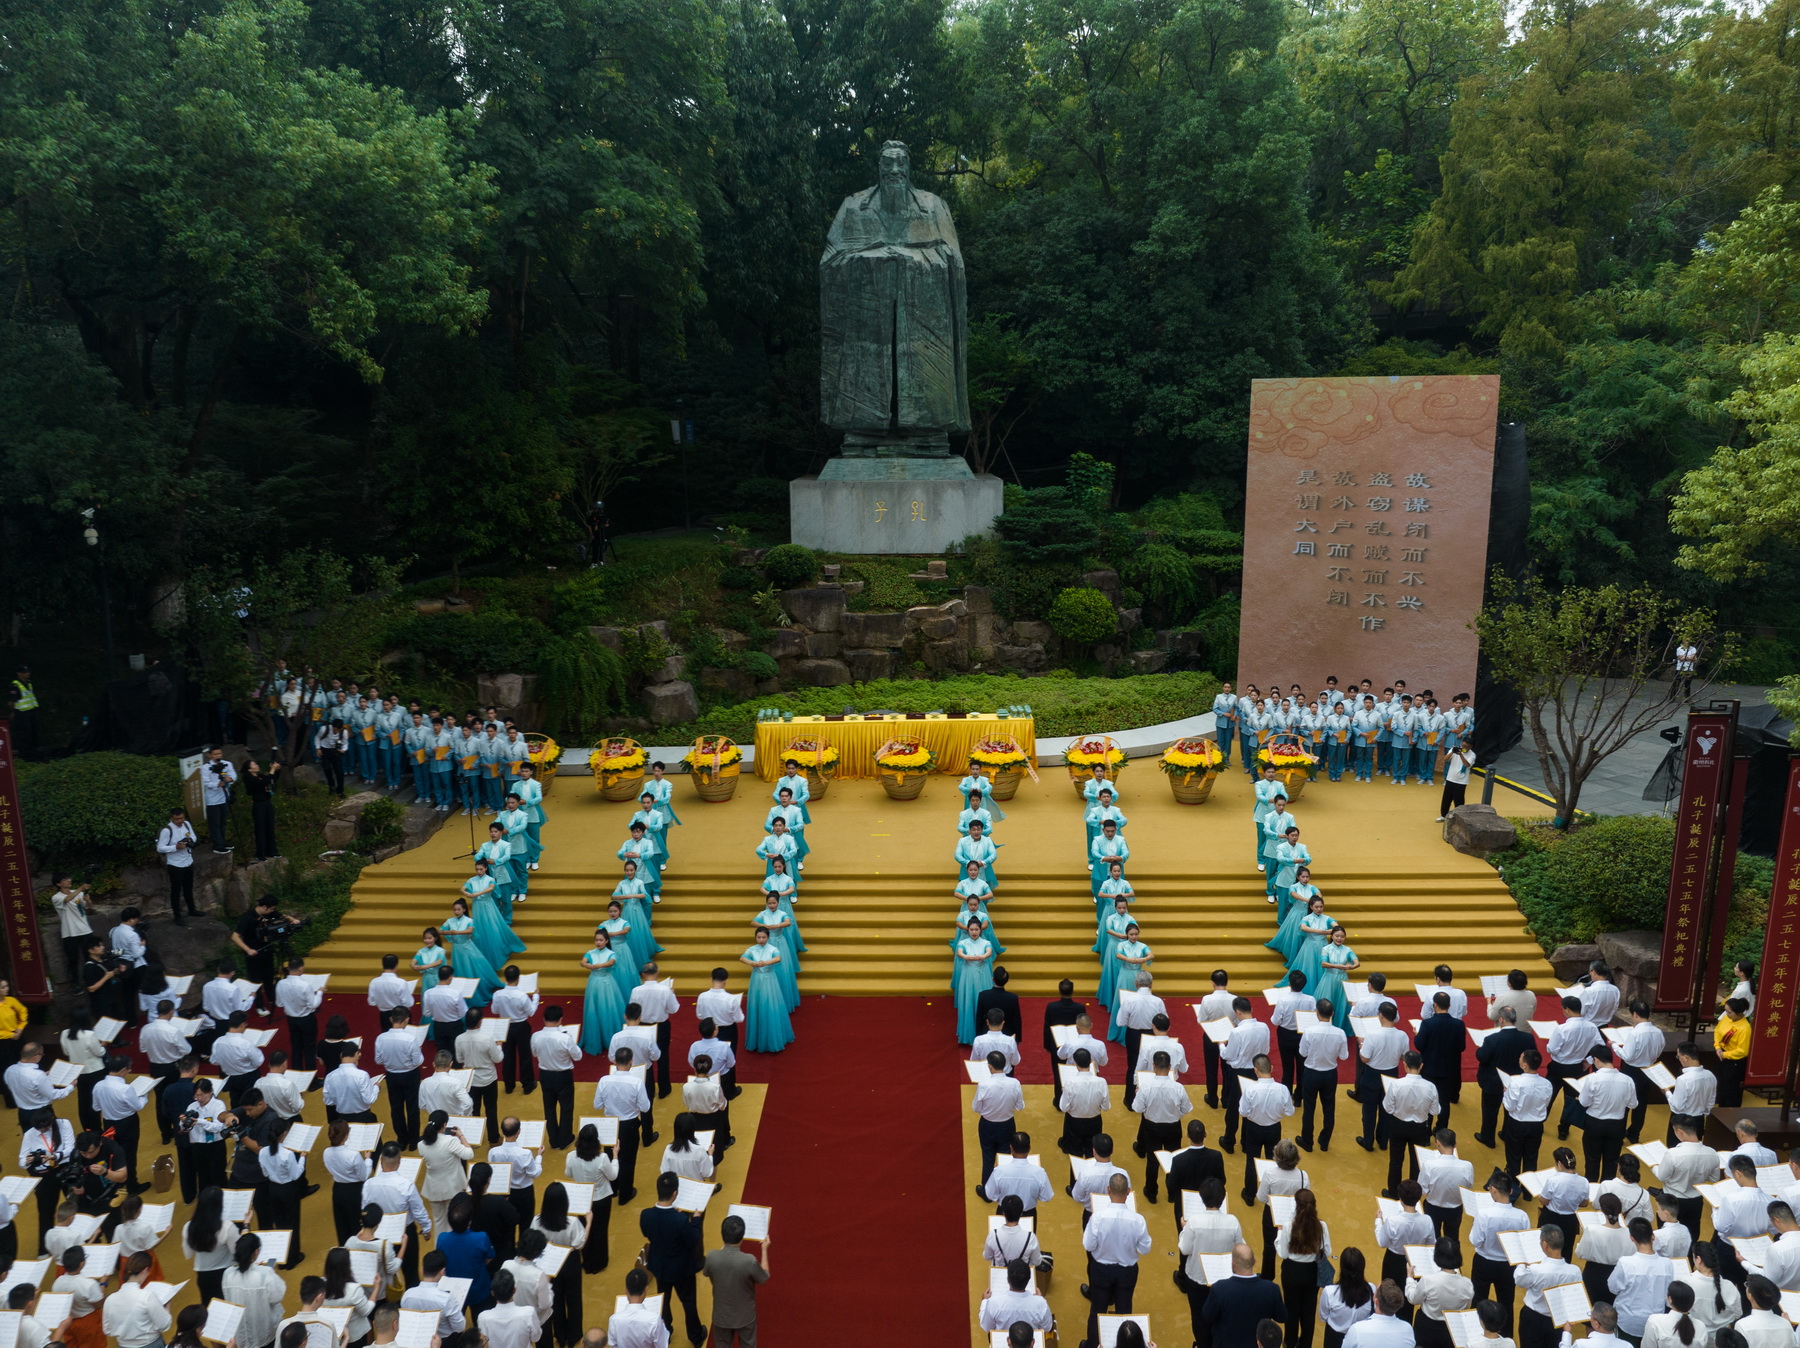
(879, 177), (909, 215)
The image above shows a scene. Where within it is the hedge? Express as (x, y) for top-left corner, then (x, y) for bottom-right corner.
(17, 753), (182, 861)
(657, 671), (1221, 744)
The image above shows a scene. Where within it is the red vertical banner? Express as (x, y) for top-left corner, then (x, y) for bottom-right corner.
(1655, 705), (1739, 1011)
(0, 718), (51, 1003)
(1748, 753), (1800, 1084)
(1698, 751), (1753, 1016)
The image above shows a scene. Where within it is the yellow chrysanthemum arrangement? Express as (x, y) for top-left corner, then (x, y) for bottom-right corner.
(780, 744), (840, 769)
(1257, 742), (1319, 777)
(1065, 736), (1126, 767)
(526, 735), (561, 767)
(589, 739), (648, 774)
(874, 740), (937, 775)
(968, 738), (1029, 769)
(684, 737), (743, 771)
(1159, 736), (1223, 775)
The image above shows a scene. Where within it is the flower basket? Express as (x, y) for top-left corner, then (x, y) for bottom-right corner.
(780, 738), (838, 798)
(1160, 736), (1222, 804)
(589, 738), (648, 801)
(524, 734), (561, 783)
(1064, 735), (1127, 795)
(967, 737), (1034, 800)
(685, 736), (742, 803)
(874, 738), (936, 800)
(1257, 735), (1319, 801)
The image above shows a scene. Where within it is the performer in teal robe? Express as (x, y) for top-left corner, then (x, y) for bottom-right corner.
(600, 900), (643, 992)
(1096, 897), (1136, 1003)
(629, 799), (669, 870)
(953, 893), (1004, 959)
(1108, 929), (1152, 1043)
(515, 764), (546, 858)
(1268, 890), (1323, 965)
(764, 793), (809, 868)
(772, 764), (813, 824)
(499, 795), (539, 875)
(951, 922), (996, 1045)
(1095, 862), (1134, 930)
(411, 927), (448, 981)
(1314, 926), (1358, 1030)
(617, 822), (662, 899)
(954, 822), (998, 889)
(761, 860), (807, 953)
(1084, 791), (1126, 852)
(464, 859), (523, 969)
(475, 826), (522, 922)
(579, 930), (628, 1055)
(1088, 822), (1128, 900)
(756, 823), (800, 891)
(1252, 767), (1287, 869)
(441, 898), (501, 1003)
(1272, 828), (1311, 911)
(753, 896), (801, 1011)
(958, 779), (1006, 823)
(1289, 902), (1337, 992)
(1260, 802), (1297, 897)
(1081, 766), (1122, 806)
(646, 761), (683, 829)
(610, 865), (661, 974)
(740, 928), (794, 1053)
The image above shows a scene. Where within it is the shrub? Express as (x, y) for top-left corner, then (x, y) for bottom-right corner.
(993, 487), (1100, 567)
(536, 633), (628, 737)
(1047, 588), (1117, 644)
(18, 754), (180, 861)
(261, 857), (366, 961)
(1495, 815), (1675, 951)
(389, 610), (547, 672)
(1123, 542), (1200, 616)
(762, 544), (820, 589)
(739, 651), (779, 680)
(719, 566), (759, 591)
(355, 797), (405, 854)
(1722, 635), (1794, 685)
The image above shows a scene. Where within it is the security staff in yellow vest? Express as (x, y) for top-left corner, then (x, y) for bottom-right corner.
(8, 665), (38, 760)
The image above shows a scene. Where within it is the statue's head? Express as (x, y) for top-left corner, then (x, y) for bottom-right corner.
(879, 141), (912, 186)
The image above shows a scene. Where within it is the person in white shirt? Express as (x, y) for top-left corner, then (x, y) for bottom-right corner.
(1116, 973), (1168, 1110)
(1081, 1171), (1153, 1348)
(1615, 1001), (1665, 1144)
(323, 1053), (381, 1124)
(1342, 1280), (1418, 1348)
(657, 1111), (716, 1184)
(1609, 1217), (1676, 1340)
(1196, 968), (1236, 1107)
(681, 1057), (729, 1159)
(1579, 962), (1621, 1026)
(1381, 1051), (1440, 1199)
(1357, 1001), (1408, 1154)
(1575, 1193), (1635, 1304)
(1642, 1279), (1701, 1348)
(983, 1193), (1043, 1268)
(421, 968), (468, 1062)
(1178, 1176), (1246, 1340)
(1500, 1048), (1555, 1176)
(607, 1267), (670, 1348)
(139, 1004), (192, 1099)
(1269, 969), (1313, 1095)
(1761, 1200), (1800, 1290)
(400, 1250), (468, 1337)
(155, 809), (200, 926)
(1131, 1049), (1192, 1203)
(456, 1009), (504, 1145)
(1537, 1147), (1589, 1252)
(201, 962), (257, 1035)
(1682, 1242), (1744, 1342)
(971, 1051), (1025, 1186)
(1418, 1127), (1475, 1242)
(48, 876), (95, 984)
(1057, 1046), (1111, 1158)
(479, 1268), (543, 1348)
(254, 1051), (306, 1122)
(1666, 1044), (1719, 1140)
(1599, 1153), (1654, 1226)
(1133, 1014), (1191, 1079)
(418, 1050), (473, 1120)
(110, 908), (148, 968)
(277, 957), (327, 1072)
(322, 1120), (374, 1247)
(101, 1251), (172, 1348)
(976, 1259), (1053, 1333)
(1576, 1044), (1638, 1181)
(372, 1007), (427, 1149)
(594, 1049), (653, 1204)
(1374, 1177), (1435, 1288)
(1657, 1114), (1721, 1242)
(982, 1131), (1053, 1217)
(490, 1114), (545, 1227)
(210, 1012), (266, 1105)
(1715, 1156), (1776, 1288)
(1735, 1274), (1791, 1348)
(694, 969), (746, 1100)
(1513, 1224), (1579, 1348)
(1236, 1052), (1296, 1203)
(363, 1140), (433, 1287)
(1221, 997), (1272, 1154)
(1297, 997), (1349, 1153)
(1320, 1248), (1378, 1346)
(366, 955), (414, 1018)
(1469, 1172), (1532, 1329)
(1652, 1193), (1693, 1263)
(91, 1053), (149, 1192)
(492, 967), (542, 1096)
(1427, 966), (1469, 1021)
(9, 1283), (64, 1348)
(1405, 1235), (1474, 1332)
(4, 1041), (70, 1131)
(1731, 1119), (1779, 1169)
(629, 965), (679, 1099)
(1069, 1133), (1129, 1220)
(502, 1229), (556, 1328)
(971, 1008), (1023, 1072)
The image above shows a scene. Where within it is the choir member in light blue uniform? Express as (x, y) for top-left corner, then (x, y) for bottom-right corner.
(645, 761), (683, 831)
(610, 863), (661, 974)
(1351, 697), (1383, 783)
(1267, 880), (1319, 963)
(1083, 790), (1125, 852)
(1300, 702), (1327, 765)
(754, 893), (802, 1011)
(1238, 688), (1263, 775)
(631, 797), (670, 870)
(1322, 703), (1352, 782)
(951, 919), (996, 1044)
(350, 696), (377, 781)
(618, 821), (663, 899)
(1212, 682), (1238, 768)
(1081, 764), (1123, 806)
(954, 892), (1004, 958)
(478, 726), (510, 812)
(579, 928), (628, 1055)
(764, 791), (807, 868)
(955, 820), (998, 889)
(514, 764), (546, 861)
(1108, 926), (1152, 1043)
(959, 799), (996, 839)
(957, 775), (1006, 822)
(1252, 765), (1287, 869)
(455, 727), (484, 815)
(499, 795), (539, 877)
(442, 895), (501, 1003)
(1244, 700), (1276, 777)
(740, 927), (794, 1053)
(463, 858), (523, 970)
(1314, 925), (1358, 1029)
(1094, 860), (1134, 929)
(1272, 826), (1311, 913)
(377, 699), (407, 790)
(1259, 800), (1296, 897)
(499, 728), (530, 798)
(1088, 820), (1128, 901)
(412, 927), (448, 982)
(1289, 898), (1336, 991)
(1286, 868), (1320, 925)
(756, 820), (800, 891)
(772, 763), (813, 824)
(761, 858), (807, 953)
(404, 714), (435, 805)
(1416, 701), (1445, 785)
(474, 825), (522, 923)
(1446, 696), (1475, 756)
(427, 719), (457, 812)
(1095, 895), (1135, 1004)
(1373, 692), (1397, 779)
(1388, 696), (1419, 784)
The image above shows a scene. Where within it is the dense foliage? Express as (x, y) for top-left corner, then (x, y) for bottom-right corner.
(17, 754), (180, 861)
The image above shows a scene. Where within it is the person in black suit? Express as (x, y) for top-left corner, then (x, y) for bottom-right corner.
(640, 1172), (707, 1345)
(976, 967), (1023, 1044)
(1201, 1242), (1286, 1348)
(1167, 1118), (1226, 1242)
(158, 1057), (201, 1202)
(468, 1163), (520, 1267)
(1473, 1006), (1534, 1147)
(1043, 980), (1086, 1111)
(1413, 992), (1468, 1131)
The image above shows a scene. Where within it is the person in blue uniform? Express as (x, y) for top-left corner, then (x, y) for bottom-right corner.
(1351, 696), (1383, 783)
(498, 794), (538, 876)
(426, 718), (456, 813)
(514, 763), (546, 865)
(740, 927), (794, 1053)
(631, 795), (670, 871)
(1083, 790), (1125, 852)
(474, 824), (524, 927)
(1253, 765), (1286, 869)
(478, 726), (510, 813)
(772, 763), (812, 824)
(1087, 819), (1127, 902)
(951, 919), (996, 1044)
(755, 819), (800, 890)
(455, 726), (484, 816)
(580, 928), (628, 1055)
(763, 791), (807, 870)
(1212, 682), (1238, 768)
(618, 821), (663, 899)
(955, 819), (998, 889)
(1322, 702), (1351, 782)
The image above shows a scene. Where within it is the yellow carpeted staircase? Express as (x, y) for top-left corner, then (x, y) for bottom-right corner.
(304, 767), (1556, 996)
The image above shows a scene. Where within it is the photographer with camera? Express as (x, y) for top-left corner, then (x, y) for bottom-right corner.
(242, 759), (282, 862)
(232, 897), (300, 1015)
(201, 749), (238, 855)
(180, 1078), (233, 1195)
(18, 1107), (74, 1251)
(68, 1129), (128, 1226)
(155, 809), (201, 926)
(224, 1089), (281, 1192)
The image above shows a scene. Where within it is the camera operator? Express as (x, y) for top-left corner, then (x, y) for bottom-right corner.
(158, 1058), (201, 1201)
(69, 1129), (128, 1228)
(231, 898), (297, 1014)
(155, 809), (200, 926)
(242, 760), (282, 863)
(224, 1089), (282, 1193)
(201, 749), (238, 855)
(19, 1107), (74, 1250)
(181, 1078), (232, 1194)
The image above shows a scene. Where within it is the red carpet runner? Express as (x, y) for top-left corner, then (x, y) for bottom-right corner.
(737, 995), (970, 1346)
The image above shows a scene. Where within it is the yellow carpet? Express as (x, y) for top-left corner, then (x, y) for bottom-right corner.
(308, 764), (1557, 996)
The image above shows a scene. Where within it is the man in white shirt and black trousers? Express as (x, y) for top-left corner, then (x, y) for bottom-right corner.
(92, 1055), (149, 1194)
(594, 1048), (653, 1205)
(694, 969), (745, 1100)
(1380, 1050), (1441, 1199)
(1269, 970), (1312, 1097)
(1655, 1114), (1720, 1241)
(1220, 997), (1271, 1156)
(1615, 1001), (1665, 1145)
(1082, 1171), (1153, 1348)
(1501, 1048), (1556, 1176)
(456, 1009), (504, 1144)
(273, 957), (323, 1071)
(530, 1005), (582, 1149)
(363, 1140), (433, 1289)
(1574, 1043), (1637, 1181)
(154, 808), (200, 926)
(420, 968), (467, 1064)
(491, 966), (539, 1095)
(1131, 1049), (1192, 1204)
(373, 1006), (424, 1149)
(1297, 996), (1349, 1153)
(1058, 1047), (1110, 1158)
(1115, 972), (1165, 1111)
(630, 964), (680, 1100)
(1196, 969), (1236, 1109)
(971, 1050), (1025, 1191)
(1235, 1053), (1295, 1204)
(687, 1020), (737, 1144)
(1356, 1001), (1408, 1154)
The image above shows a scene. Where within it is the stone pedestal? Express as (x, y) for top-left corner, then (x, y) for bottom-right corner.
(790, 461), (1003, 554)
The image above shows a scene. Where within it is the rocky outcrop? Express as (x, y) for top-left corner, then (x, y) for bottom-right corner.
(641, 681), (701, 725)
(1443, 804), (1518, 857)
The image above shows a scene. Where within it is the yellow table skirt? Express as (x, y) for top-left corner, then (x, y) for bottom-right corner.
(753, 714), (1037, 781)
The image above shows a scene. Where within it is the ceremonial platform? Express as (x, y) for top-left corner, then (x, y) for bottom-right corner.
(306, 763), (1557, 996)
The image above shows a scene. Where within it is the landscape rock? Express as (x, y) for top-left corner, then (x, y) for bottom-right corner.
(795, 659), (852, 687)
(1010, 620), (1054, 645)
(1118, 608), (1141, 635)
(780, 587), (845, 632)
(996, 643), (1047, 672)
(941, 599), (968, 619)
(1129, 649), (1168, 675)
(648, 654), (687, 684)
(1083, 569), (1123, 602)
(904, 605), (943, 631)
(762, 630), (807, 660)
(841, 612), (908, 648)
(330, 792), (385, 823)
(640, 680), (701, 726)
(843, 649), (895, 682)
(323, 818), (357, 850)
(804, 633), (842, 659)
(712, 628), (749, 652)
(1597, 930), (1663, 1008)
(637, 621), (672, 643)
(922, 639), (968, 673)
(1442, 803), (1518, 857)
(755, 678), (783, 695)
(1548, 943), (1604, 986)
(699, 667), (757, 702)
(918, 616), (958, 640)
(476, 672), (540, 716)
(961, 585), (994, 614)
(373, 844), (403, 863)
(401, 804), (447, 853)
(588, 627), (624, 651)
